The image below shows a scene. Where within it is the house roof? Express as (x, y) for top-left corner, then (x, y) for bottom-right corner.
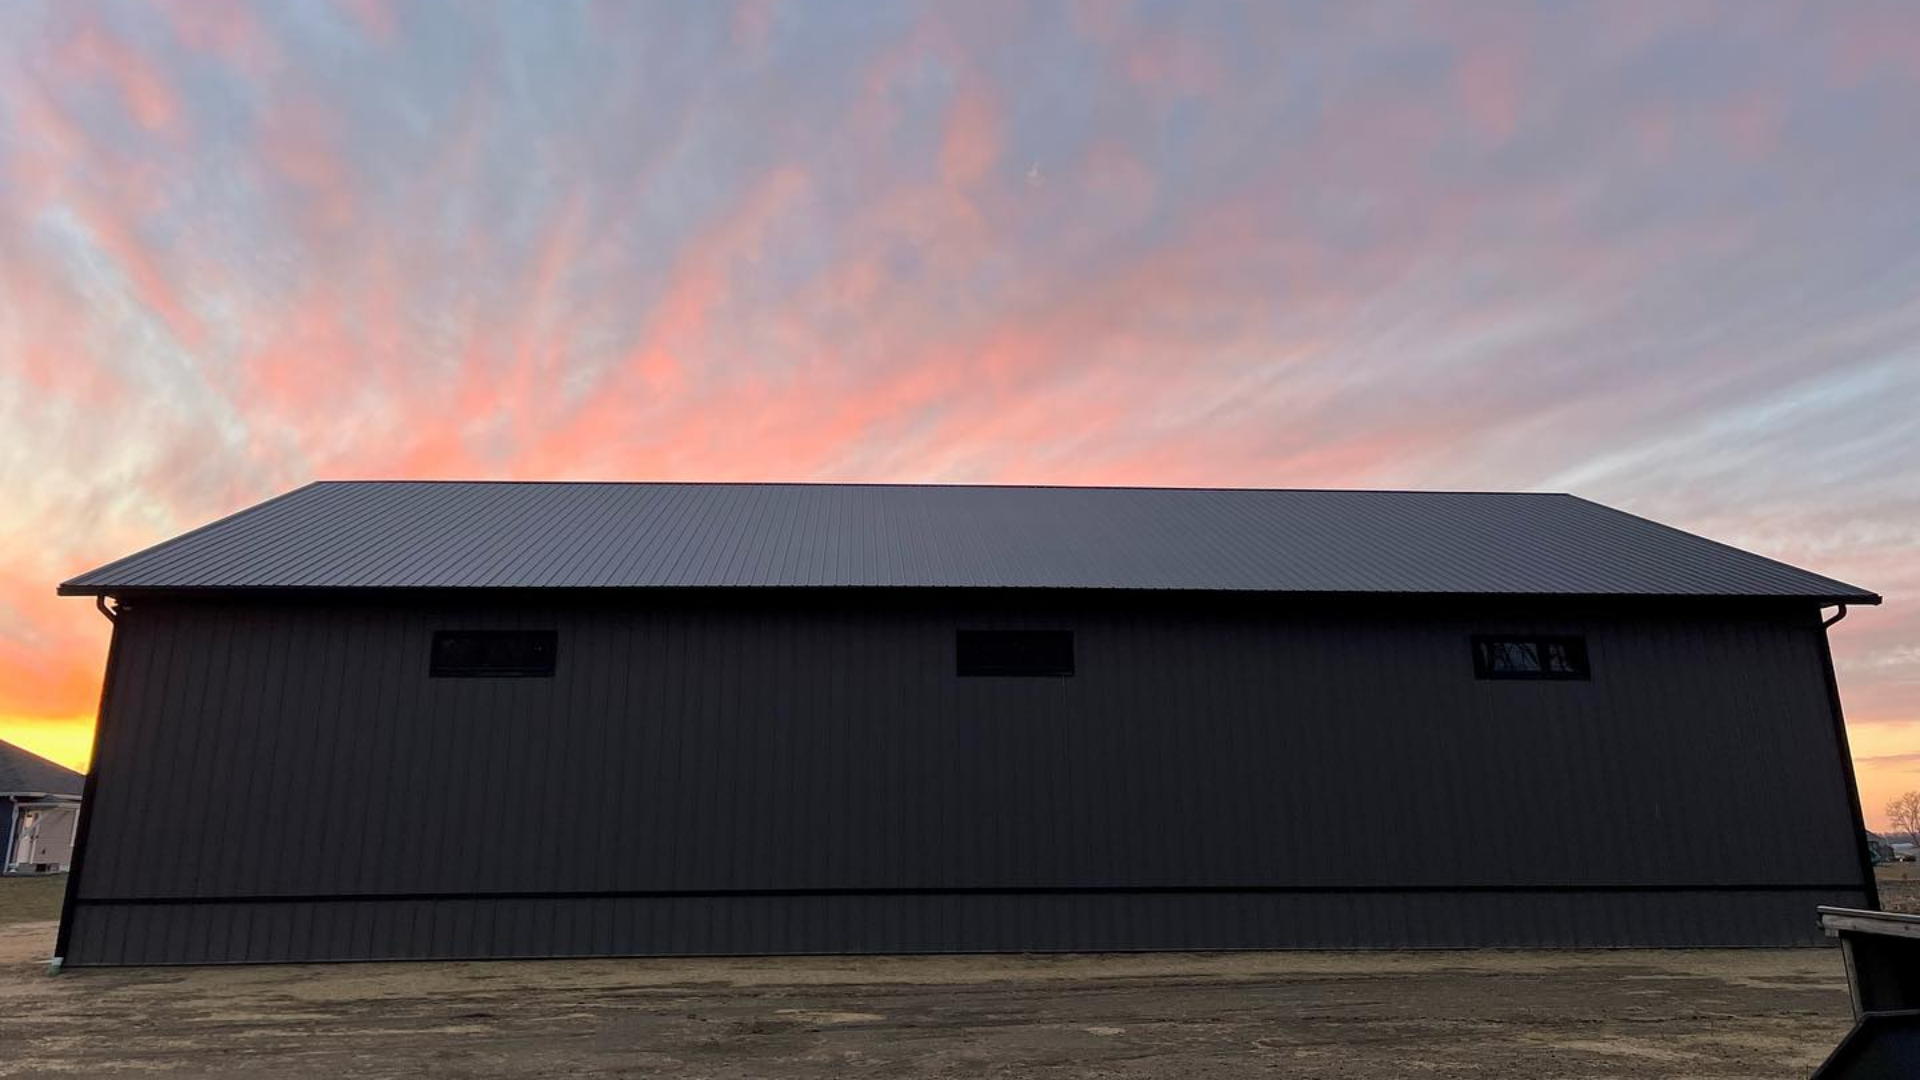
(0, 739), (84, 797)
(60, 481), (1877, 603)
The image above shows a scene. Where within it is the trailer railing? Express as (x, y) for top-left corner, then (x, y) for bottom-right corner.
(1810, 907), (1920, 1078)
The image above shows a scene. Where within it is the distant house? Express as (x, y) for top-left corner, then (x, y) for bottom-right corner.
(1, 739), (84, 874)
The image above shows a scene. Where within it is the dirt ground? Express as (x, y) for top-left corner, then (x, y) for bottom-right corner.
(0, 916), (1856, 1080)
(1875, 860), (1920, 913)
(0, 873), (1885, 1077)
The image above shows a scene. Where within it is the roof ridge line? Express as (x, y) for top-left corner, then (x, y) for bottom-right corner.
(310, 479), (1575, 497)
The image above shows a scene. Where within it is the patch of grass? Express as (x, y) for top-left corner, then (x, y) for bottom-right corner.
(0, 874), (68, 925)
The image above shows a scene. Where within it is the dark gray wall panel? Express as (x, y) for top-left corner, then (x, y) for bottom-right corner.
(64, 593), (1869, 963)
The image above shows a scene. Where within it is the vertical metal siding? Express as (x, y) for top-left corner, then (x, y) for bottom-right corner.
(64, 594), (1870, 964)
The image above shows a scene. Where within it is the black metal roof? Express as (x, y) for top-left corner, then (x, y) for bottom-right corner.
(59, 481), (1877, 602)
(0, 738), (84, 797)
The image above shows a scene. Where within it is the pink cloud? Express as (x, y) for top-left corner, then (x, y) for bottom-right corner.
(731, 0), (780, 53)
(340, 0), (400, 45)
(149, 0), (282, 77)
(257, 98), (359, 244)
(1124, 35), (1223, 97)
(64, 189), (204, 344)
(58, 20), (182, 135)
(939, 85), (1001, 189)
(1727, 92), (1784, 158)
(1454, 50), (1519, 141)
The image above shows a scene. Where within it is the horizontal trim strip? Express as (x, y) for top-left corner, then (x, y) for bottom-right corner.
(75, 882), (1870, 908)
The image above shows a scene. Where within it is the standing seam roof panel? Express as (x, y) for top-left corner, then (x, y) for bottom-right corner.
(101, 482), (336, 589)
(59, 481), (1878, 601)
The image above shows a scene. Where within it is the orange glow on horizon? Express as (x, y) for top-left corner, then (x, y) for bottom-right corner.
(0, 715), (94, 773)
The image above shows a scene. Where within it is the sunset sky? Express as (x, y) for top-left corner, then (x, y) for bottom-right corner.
(1, 1), (1916, 827)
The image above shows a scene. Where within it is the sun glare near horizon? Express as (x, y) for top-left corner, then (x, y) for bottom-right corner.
(0, 715), (94, 772)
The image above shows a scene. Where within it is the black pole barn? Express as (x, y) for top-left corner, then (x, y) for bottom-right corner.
(53, 482), (1880, 965)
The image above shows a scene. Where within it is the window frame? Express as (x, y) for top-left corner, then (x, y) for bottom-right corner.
(956, 629), (1076, 678)
(429, 629), (559, 678)
(1470, 634), (1590, 681)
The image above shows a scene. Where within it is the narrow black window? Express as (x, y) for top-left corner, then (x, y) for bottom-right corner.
(1472, 635), (1588, 680)
(430, 630), (557, 677)
(957, 630), (1074, 677)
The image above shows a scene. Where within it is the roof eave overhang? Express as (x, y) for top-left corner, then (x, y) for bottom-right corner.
(56, 583), (1884, 605)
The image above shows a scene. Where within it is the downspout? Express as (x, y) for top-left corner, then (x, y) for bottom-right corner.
(1817, 602), (1881, 912)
